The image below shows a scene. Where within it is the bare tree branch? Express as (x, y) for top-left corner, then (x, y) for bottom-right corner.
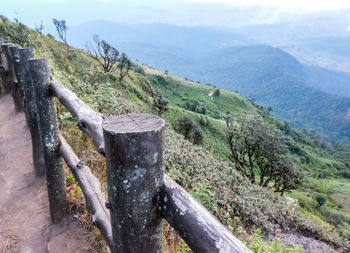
(86, 35), (119, 73)
(52, 18), (70, 55)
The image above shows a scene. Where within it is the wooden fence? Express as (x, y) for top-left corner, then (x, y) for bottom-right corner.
(0, 38), (252, 253)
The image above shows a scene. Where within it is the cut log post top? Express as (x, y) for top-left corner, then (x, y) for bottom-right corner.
(103, 114), (165, 253)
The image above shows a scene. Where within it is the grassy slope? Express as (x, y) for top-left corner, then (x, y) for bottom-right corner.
(146, 67), (350, 245)
(1, 17), (349, 251)
(168, 45), (350, 143)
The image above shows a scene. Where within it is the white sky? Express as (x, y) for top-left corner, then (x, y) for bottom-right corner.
(1, 0), (350, 29)
(187, 0), (350, 11)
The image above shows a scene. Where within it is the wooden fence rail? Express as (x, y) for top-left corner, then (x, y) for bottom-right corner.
(0, 38), (252, 253)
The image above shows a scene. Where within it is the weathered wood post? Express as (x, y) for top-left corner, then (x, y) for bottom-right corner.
(103, 114), (165, 253)
(9, 46), (24, 111)
(0, 43), (11, 94)
(3, 45), (22, 111)
(28, 58), (67, 223)
(0, 37), (6, 94)
(13, 48), (45, 176)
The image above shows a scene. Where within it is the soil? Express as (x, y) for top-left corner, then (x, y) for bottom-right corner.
(0, 94), (93, 253)
(268, 231), (344, 253)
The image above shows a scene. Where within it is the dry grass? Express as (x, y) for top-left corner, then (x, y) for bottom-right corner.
(0, 232), (17, 253)
(59, 106), (189, 252)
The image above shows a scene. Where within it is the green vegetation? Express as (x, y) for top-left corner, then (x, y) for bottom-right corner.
(170, 45), (350, 143)
(1, 16), (350, 251)
(176, 115), (203, 144)
(147, 66), (350, 248)
(225, 114), (303, 195)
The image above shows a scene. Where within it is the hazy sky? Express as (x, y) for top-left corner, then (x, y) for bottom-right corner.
(1, 0), (350, 30)
(188, 0), (350, 11)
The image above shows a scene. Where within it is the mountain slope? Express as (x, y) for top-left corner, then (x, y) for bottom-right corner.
(170, 45), (350, 143)
(305, 65), (350, 97)
(1, 16), (350, 251)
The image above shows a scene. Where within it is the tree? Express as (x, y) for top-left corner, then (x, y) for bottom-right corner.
(153, 95), (169, 115)
(177, 115), (195, 140)
(192, 126), (203, 144)
(35, 20), (44, 36)
(52, 18), (69, 55)
(86, 35), (120, 73)
(177, 116), (203, 145)
(314, 193), (327, 208)
(118, 52), (131, 81)
(225, 114), (303, 195)
(213, 88), (220, 97)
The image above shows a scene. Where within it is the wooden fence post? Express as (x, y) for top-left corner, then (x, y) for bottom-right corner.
(3, 45), (22, 111)
(103, 114), (165, 253)
(28, 58), (66, 223)
(0, 37), (6, 94)
(0, 43), (11, 94)
(12, 48), (45, 176)
(9, 46), (24, 111)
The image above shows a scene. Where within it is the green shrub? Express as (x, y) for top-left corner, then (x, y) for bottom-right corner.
(314, 193), (327, 208)
(322, 210), (348, 227)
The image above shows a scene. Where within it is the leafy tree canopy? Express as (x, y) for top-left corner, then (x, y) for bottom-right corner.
(225, 114), (303, 195)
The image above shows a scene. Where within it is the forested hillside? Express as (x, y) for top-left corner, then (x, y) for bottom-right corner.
(68, 22), (350, 144)
(171, 45), (350, 143)
(1, 16), (350, 252)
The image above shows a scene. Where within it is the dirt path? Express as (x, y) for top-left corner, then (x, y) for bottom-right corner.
(0, 94), (92, 253)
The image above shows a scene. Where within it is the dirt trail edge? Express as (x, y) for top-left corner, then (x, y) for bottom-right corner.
(0, 94), (91, 253)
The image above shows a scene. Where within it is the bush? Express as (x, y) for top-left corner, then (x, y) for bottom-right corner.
(213, 88), (220, 96)
(184, 100), (207, 114)
(191, 126), (203, 145)
(131, 64), (146, 75)
(336, 171), (350, 179)
(314, 193), (327, 208)
(153, 95), (169, 115)
(156, 75), (168, 86)
(322, 210), (348, 227)
(176, 115), (203, 145)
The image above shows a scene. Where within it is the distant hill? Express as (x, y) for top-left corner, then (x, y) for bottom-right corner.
(305, 65), (350, 97)
(68, 20), (255, 55)
(68, 21), (350, 143)
(171, 45), (350, 142)
(2, 16), (350, 249)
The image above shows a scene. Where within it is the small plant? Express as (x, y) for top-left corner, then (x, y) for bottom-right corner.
(191, 182), (212, 208)
(314, 193), (327, 208)
(176, 115), (203, 145)
(213, 88), (220, 97)
(153, 95), (169, 115)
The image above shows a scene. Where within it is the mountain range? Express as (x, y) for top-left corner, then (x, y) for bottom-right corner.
(66, 13), (350, 143)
